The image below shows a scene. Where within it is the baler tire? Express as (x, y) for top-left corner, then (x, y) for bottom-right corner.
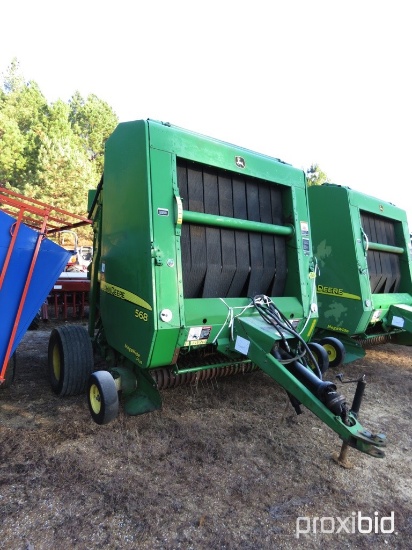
(87, 371), (119, 425)
(319, 337), (346, 368)
(48, 325), (94, 396)
(1, 353), (16, 389)
(307, 342), (330, 375)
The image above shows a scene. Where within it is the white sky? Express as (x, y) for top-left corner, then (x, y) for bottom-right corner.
(2, 1), (412, 226)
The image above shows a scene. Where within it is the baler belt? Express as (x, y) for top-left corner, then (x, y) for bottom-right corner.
(269, 187), (287, 297)
(177, 159), (288, 299)
(361, 213), (400, 294)
(179, 164), (207, 298)
(257, 185), (277, 295)
(377, 217), (399, 293)
(202, 171), (227, 297)
(245, 181), (264, 298)
(362, 214), (383, 292)
(218, 175), (237, 297)
(227, 177), (250, 297)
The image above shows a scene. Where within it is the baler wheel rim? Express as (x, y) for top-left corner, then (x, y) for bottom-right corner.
(319, 337), (346, 368)
(89, 383), (102, 415)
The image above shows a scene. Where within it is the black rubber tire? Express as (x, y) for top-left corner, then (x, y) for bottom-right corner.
(319, 336), (346, 368)
(48, 325), (94, 396)
(307, 342), (330, 375)
(87, 371), (119, 425)
(1, 353), (16, 389)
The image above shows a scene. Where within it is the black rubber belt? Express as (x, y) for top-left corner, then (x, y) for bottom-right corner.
(362, 213), (400, 294)
(228, 177), (250, 297)
(269, 186), (287, 297)
(178, 159), (288, 299)
(215, 174), (237, 297)
(202, 170), (223, 298)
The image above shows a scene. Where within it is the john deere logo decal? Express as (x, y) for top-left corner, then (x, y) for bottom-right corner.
(235, 156), (246, 168)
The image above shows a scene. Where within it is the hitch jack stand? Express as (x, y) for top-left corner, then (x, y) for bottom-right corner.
(332, 375), (367, 469)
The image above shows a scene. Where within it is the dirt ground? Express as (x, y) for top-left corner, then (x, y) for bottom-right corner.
(0, 319), (411, 550)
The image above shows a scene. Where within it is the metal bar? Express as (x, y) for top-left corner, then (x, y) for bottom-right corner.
(182, 209), (294, 236)
(54, 294), (59, 318)
(81, 291), (86, 317)
(63, 292), (68, 319)
(174, 359), (253, 375)
(46, 220), (92, 234)
(0, 188), (91, 231)
(367, 241), (404, 254)
(0, 210), (24, 289)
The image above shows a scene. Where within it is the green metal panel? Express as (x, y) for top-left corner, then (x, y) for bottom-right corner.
(96, 119), (317, 369)
(99, 121), (158, 367)
(309, 184), (370, 335)
(147, 120), (306, 189)
(149, 147), (183, 366)
(309, 183), (412, 337)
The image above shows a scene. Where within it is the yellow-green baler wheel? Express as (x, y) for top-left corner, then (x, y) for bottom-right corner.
(87, 371), (119, 425)
(89, 383), (102, 415)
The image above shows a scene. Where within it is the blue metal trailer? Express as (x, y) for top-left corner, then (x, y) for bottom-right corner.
(0, 188), (90, 387)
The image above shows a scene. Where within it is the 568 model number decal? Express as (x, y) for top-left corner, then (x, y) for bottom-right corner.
(135, 308), (148, 322)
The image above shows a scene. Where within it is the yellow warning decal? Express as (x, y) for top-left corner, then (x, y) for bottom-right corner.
(101, 280), (152, 311)
(184, 339), (208, 347)
(306, 319), (317, 339)
(317, 285), (361, 301)
(176, 196), (183, 225)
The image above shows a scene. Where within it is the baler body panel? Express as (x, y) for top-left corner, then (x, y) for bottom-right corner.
(97, 120), (316, 369)
(99, 121), (158, 368)
(309, 184), (412, 342)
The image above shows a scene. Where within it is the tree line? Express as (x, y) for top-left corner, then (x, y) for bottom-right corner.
(0, 59), (118, 221)
(0, 59), (327, 225)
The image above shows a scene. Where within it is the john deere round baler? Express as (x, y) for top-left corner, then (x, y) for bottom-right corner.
(309, 183), (412, 363)
(48, 120), (386, 461)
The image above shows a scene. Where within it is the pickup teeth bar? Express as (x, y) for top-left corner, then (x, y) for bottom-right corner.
(359, 334), (391, 346)
(151, 362), (258, 390)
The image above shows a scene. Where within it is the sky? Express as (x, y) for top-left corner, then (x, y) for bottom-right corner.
(2, 0), (412, 226)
